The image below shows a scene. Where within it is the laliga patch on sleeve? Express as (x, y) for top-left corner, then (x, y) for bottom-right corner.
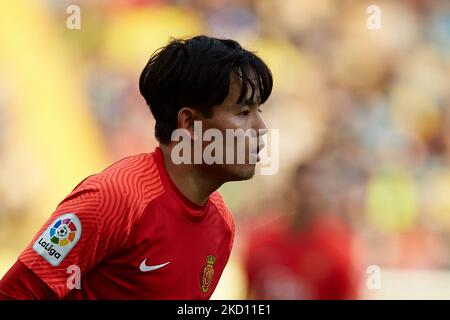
(32, 213), (82, 266)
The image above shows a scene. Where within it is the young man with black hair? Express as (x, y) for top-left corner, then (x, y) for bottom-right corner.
(0, 35), (273, 299)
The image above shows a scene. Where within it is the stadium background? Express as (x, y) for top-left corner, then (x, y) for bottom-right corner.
(0, 0), (449, 299)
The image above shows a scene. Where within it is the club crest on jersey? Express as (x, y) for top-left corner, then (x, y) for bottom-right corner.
(200, 255), (216, 293)
(32, 213), (82, 266)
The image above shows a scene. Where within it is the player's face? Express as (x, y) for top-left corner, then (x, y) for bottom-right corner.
(199, 73), (268, 181)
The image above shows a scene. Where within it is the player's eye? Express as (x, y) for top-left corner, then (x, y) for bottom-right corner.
(239, 110), (250, 116)
(258, 108), (263, 113)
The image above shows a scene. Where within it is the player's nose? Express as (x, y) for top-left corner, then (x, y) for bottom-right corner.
(254, 111), (268, 136)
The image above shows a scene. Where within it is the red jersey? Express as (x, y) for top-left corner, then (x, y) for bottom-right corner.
(10, 147), (234, 299)
(243, 215), (359, 300)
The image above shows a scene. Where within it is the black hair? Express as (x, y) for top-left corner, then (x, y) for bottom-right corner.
(139, 35), (273, 143)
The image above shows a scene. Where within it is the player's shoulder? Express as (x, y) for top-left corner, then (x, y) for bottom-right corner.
(63, 152), (165, 217)
(94, 151), (162, 191)
(209, 191), (234, 232)
(97, 152), (159, 181)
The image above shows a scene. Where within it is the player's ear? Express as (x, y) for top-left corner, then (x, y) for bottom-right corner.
(177, 107), (199, 141)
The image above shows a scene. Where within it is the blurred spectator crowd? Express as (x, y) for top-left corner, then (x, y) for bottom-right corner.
(1, 0), (449, 298)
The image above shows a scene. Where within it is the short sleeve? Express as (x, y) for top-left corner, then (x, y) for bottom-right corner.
(18, 181), (129, 298)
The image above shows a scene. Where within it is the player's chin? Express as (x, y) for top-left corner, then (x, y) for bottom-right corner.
(226, 164), (256, 181)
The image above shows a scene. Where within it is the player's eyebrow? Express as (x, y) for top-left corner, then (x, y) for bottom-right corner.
(248, 101), (262, 108)
(236, 101), (261, 109)
(239, 95), (262, 106)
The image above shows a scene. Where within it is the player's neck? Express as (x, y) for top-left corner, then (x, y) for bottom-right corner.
(159, 144), (221, 206)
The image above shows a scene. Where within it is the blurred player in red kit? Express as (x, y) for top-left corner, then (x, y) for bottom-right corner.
(243, 159), (363, 299)
(0, 35), (273, 299)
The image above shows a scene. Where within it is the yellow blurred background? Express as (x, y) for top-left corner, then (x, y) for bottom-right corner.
(1, 0), (450, 299)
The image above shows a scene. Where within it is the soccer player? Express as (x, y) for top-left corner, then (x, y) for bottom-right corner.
(0, 35), (273, 299)
(243, 161), (360, 299)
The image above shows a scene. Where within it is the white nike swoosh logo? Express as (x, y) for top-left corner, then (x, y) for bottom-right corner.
(139, 258), (170, 272)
